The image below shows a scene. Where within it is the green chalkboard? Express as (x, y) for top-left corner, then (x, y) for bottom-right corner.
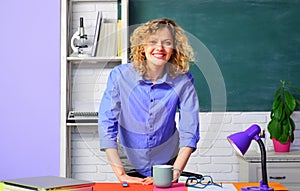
(129, 0), (300, 111)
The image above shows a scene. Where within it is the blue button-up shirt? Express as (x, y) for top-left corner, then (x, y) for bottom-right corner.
(98, 63), (200, 177)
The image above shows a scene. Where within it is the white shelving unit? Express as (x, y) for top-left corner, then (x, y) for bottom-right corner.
(239, 151), (300, 191)
(60, 0), (128, 177)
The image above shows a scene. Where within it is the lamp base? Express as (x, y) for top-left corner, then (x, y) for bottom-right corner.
(242, 181), (274, 191)
(241, 186), (274, 191)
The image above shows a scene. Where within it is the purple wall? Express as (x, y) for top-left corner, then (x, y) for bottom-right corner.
(0, 0), (60, 179)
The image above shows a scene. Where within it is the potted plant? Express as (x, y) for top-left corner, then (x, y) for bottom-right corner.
(267, 80), (300, 152)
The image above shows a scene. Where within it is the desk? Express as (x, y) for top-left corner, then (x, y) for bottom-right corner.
(93, 182), (288, 191)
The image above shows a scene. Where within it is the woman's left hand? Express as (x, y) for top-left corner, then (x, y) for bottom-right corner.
(141, 177), (153, 185)
(173, 170), (181, 182)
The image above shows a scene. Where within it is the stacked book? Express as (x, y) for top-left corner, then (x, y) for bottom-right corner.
(91, 11), (119, 58)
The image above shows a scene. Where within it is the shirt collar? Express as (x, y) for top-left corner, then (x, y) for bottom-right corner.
(137, 71), (173, 86)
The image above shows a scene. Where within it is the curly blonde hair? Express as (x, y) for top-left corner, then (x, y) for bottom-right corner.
(129, 18), (194, 78)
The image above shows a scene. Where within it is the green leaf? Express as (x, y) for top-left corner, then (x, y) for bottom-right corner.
(282, 119), (290, 135)
(272, 94), (282, 110)
(267, 119), (282, 139)
(284, 90), (296, 112)
(274, 86), (282, 99)
(272, 101), (283, 120)
(278, 133), (289, 143)
(288, 117), (295, 143)
(284, 106), (292, 119)
(278, 118), (289, 144)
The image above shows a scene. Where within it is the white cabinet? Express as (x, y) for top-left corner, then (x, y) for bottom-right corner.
(239, 151), (300, 191)
(60, 0), (128, 177)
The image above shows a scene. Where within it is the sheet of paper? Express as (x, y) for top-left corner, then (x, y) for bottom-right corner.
(187, 183), (237, 191)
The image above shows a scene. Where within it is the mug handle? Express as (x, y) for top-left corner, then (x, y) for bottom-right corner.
(172, 168), (181, 182)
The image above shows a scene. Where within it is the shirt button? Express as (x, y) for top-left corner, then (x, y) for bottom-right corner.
(150, 99), (154, 102)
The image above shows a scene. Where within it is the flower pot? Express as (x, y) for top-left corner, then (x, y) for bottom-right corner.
(272, 138), (290, 152)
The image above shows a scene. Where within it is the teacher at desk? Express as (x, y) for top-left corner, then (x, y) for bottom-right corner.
(98, 18), (200, 185)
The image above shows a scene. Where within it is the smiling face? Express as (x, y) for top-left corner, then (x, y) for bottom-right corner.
(143, 27), (174, 69)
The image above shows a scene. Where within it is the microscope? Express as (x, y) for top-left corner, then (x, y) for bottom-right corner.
(70, 17), (88, 56)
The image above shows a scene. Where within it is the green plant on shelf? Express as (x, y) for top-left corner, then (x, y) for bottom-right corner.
(267, 80), (300, 144)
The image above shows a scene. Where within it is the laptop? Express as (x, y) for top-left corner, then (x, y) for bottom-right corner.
(1, 176), (94, 190)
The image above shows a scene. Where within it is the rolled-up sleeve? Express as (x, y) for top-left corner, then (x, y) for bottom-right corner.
(177, 73), (200, 150)
(98, 69), (121, 151)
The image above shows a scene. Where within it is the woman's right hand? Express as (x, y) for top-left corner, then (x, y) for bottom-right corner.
(118, 174), (145, 184)
(105, 149), (153, 185)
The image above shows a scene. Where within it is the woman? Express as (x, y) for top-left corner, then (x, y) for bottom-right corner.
(98, 18), (200, 185)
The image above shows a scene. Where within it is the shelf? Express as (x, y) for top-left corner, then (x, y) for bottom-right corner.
(67, 122), (98, 126)
(244, 151), (300, 162)
(67, 56), (122, 63)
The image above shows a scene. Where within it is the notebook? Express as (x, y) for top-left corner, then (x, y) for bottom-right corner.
(1, 176), (94, 191)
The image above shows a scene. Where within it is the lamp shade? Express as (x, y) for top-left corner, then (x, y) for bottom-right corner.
(227, 124), (261, 156)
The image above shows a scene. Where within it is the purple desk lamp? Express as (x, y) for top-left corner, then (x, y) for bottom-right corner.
(227, 124), (274, 191)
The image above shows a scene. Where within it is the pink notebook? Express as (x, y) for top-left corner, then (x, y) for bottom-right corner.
(153, 183), (187, 191)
